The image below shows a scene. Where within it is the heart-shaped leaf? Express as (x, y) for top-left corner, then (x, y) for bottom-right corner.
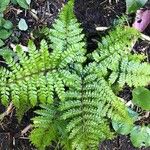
(112, 121), (134, 135)
(16, 0), (29, 9)
(132, 87), (150, 110)
(0, 0), (10, 12)
(0, 29), (12, 39)
(130, 126), (150, 147)
(11, 0), (17, 5)
(0, 39), (4, 47)
(3, 20), (13, 29)
(112, 108), (138, 135)
(126, 0), (148, 14)
(0, 47), (16, 58)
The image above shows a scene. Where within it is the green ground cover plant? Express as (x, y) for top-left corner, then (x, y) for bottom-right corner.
(0, 0), (30, 12)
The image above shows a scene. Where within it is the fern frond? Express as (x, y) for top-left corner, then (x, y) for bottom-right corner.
(0, 67), (11, 106)
(60, 65), (132, 149)
(48, 0), (86, 64)
(0, 0), (86, 109)
(92, 26), (140, 71)
(0, 31), (85, 106)
(0, 42), (84, 123)
(30, 104), (73, 150)
(29, 105), (57, 150)
(118, 57), (150, 87)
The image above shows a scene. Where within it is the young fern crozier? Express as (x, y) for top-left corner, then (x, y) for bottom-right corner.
(0, 0), (150, 149)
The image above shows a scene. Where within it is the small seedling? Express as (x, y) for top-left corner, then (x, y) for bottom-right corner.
(132, 87), (150, 110)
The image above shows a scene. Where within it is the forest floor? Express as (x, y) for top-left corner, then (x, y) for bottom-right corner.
(0, 0), (150, 149)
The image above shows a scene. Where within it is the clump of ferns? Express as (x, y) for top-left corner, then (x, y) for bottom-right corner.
(0, 0), (150, 150)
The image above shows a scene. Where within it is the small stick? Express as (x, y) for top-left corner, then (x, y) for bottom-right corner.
(96, 26), (110, 31)
(141, 33), (150, 42)
(21, 124), (32, 136)
(0, 102), (13, 121)
(6, 102), (13, 115)
(100, 0), (107, 5)
(19, 137), (29, 139)
(109, 0), (119, 4)
(137, 112), (150, 121)
(29, 9), (39, 21)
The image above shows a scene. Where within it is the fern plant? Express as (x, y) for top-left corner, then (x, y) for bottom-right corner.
(0, 0), (150, 149)
(0, 0), (85, 119)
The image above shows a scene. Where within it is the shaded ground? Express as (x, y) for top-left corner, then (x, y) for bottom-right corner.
(0, 0), (150, 149)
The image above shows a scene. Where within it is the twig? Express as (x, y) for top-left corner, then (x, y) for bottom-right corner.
(137, 112), (150, 121)
(29, 9), (39, 21)
(19, 137), (29, 139)
(100, 0), (107, 5)
(96, 26), (110, 31)
(109, 0), (119, 4)
(0, 102), (14, 121)
(141, 33), (150, 42)
(21, 124), (32, 136)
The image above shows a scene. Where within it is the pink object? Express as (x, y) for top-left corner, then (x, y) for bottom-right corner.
(132, 9), (150, 32)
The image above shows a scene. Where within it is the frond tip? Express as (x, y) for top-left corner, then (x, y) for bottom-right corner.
(29, 105), (57, 150)
(118, 57), (150, 87)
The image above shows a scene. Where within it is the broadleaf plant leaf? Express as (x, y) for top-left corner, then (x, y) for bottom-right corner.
(0, 29), (12, 40)
(0, 39), (4, 47)
(112, 108), (138, 135)
(126, 0), (148, 14)
(0, 47), (16, 58)
(26, 0), (31, 5)
(132, 87), (150, 110)
(130, 126), (150, 148)
(16, 0), (29, 9)
(3, 20), (13, 29)
(11, 0), (17, 5)
(112, 121), (134, 135)
(0, 0), (10, 12)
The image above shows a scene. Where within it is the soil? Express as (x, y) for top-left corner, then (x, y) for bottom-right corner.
(0, 0), (150, 150)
